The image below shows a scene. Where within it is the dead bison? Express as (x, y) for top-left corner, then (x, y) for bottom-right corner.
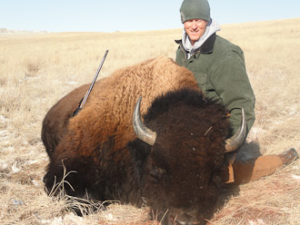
(42, 57), (245, 224)
(42, 57), (199, 159)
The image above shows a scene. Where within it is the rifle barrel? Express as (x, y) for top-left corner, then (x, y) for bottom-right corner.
(79, 49), (109, 109)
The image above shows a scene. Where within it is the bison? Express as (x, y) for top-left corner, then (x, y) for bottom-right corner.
(42, 57), (258, 224)
(42, 57), (199, 158)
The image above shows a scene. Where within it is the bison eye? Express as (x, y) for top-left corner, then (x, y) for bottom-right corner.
(149, 167), (166, 182)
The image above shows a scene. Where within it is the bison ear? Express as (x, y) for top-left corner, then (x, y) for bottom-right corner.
(127, 139), (151, 180)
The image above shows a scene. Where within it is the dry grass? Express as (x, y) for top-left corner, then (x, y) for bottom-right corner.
(0, 18), (300, 225)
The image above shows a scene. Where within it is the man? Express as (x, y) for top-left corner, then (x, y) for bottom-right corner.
(176, 0), (255, 137)
(175, 0), (298, 184)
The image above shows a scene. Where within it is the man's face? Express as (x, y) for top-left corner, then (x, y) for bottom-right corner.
(184, 19), (208, 45)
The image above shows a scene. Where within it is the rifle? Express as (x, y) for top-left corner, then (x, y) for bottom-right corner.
(72, 49), (109, 116)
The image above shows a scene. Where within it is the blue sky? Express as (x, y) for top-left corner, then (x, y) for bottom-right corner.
(1, 0), (299, 32)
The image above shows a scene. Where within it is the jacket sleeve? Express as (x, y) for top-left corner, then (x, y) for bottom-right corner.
(209, 48), (255, 137)
(175, 47), (184, 66)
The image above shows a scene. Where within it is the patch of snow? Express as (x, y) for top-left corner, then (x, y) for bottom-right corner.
(0, 161), (8, 170)
(66, 81), (79, 86)
(25, 160), (39, 165)
(11, 162), (21, 173)
(291, 174), (300, 180)
(0, 130), (9, 138)
(288, 106), (298, 116)
(1, 140), (11, 146)
(40, 219), (52, 224)
(21, 140), (29, 146)
(247, 127), (264, 141)
(292, 165), (300, 170)
(49, 216), (63, 225)
(40, 213), (84, 225)
(249, 219), (267, 225)
(0, 115), (8, 123)
(32, 180), (40, 186)
(104, 213), (117, 221)
(63, 213), (85, 224)
(3, 146), (15, 152)
(11, 199), (24, 206)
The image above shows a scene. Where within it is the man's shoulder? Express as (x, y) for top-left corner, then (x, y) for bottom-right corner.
(214, 35), (243, 57)
(215, 35), (235, 46)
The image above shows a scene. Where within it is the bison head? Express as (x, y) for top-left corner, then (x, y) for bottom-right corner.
(129, 89), (246, 225)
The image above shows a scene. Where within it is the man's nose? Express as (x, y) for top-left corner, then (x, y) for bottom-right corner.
(191, 21), (198, 29)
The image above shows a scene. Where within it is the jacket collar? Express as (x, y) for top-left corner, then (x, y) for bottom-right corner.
(176, 33), (216, 55)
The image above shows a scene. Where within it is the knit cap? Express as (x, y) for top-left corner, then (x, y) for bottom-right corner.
(180, 0), (211, 23)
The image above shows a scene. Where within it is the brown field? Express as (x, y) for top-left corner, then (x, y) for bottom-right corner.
(0, 18), (300, 225)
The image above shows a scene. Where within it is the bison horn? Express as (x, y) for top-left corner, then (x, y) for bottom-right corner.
(225, 108), (247, 152)
(133, 97), (157, 146)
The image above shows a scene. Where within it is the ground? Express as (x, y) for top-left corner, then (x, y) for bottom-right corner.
(0, 18), (300, 225)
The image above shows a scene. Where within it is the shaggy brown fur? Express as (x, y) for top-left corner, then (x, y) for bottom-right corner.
(44, 88), (230, 225)
(44, 57), (232, 224)
(41, 83), (89, 157)
(130, 89), (231, 224)
(42, 57), (199, 158)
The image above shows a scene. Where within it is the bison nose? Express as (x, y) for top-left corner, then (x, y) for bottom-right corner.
(175, 219), (202, 225)
(174, 211), (202, 225)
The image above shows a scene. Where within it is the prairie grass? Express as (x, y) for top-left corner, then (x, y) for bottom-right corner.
(0, 18), (300, 224)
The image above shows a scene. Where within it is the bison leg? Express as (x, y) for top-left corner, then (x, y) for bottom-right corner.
(229, 148), (298, 184)
(43, 157), (104, 200)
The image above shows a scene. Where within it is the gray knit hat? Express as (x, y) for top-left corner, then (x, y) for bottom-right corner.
(180, 0), (210, 23)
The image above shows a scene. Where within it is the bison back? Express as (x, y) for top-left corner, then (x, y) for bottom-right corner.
(41, 83), (89, 157)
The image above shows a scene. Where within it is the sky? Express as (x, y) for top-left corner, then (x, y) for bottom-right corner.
(1, 0), (299, 32)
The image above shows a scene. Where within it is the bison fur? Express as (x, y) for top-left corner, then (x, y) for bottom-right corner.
(43, 57), (232, 224)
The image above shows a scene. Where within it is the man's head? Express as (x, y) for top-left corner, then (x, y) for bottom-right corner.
(180, 0), (210, 23)
(180, 0), (210, 45)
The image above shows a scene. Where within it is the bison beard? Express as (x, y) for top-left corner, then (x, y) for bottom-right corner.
(44, 88), (231, 225)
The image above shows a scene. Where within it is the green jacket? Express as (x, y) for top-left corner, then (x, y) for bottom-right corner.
(176, 34), (255, 136)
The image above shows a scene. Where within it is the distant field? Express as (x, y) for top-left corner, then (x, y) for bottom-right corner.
(0, 18), (300, 225)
